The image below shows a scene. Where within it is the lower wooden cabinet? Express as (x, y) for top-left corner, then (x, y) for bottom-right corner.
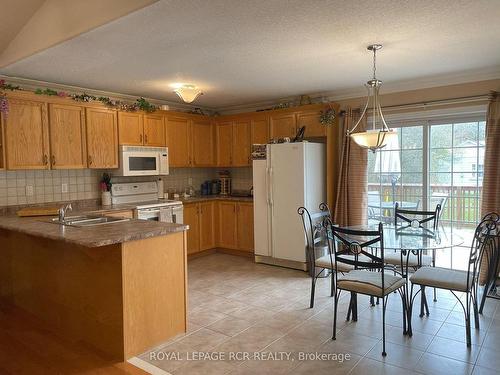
(217, 201), (254, 252)
(184, 201), (215, 254)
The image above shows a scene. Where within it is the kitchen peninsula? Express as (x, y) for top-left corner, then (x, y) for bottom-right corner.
(0, 212), (188, 361)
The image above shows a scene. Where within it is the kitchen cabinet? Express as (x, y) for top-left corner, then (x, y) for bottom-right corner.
(118, 112), (143, 145)
(232, 120), (251, 166)
(296, 110), (325, 138)
(216, 119), (251, 167)
(3, 98), (50, 170)
(217, 201), (254, 252)
(143, 114), (166, 146)
(270, 113), (296, 139)
(103, 209), (134, 219)
(118, 112), (165, 147)
(48, 104), (87, 169)
(236, 202), (254, 252)
(191, 119), (214, 166)
(216, 121), (233, 166)
(251, 117), (269, 145)
(184, 203), (200, 254)
(184, 201), (214, 254)
(85, 108), (119, 169)
(165, 115), (191, 167)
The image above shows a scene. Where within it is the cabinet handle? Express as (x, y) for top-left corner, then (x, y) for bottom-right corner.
(145, 134), (148, 144)
(51, 155), (56, 165)
(43, 155), (48, 165)
(140, 134), (143, 143)
(88, 155), (93, 166)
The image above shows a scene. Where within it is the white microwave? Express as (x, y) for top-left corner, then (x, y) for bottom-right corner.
(116, 146), (169, 176)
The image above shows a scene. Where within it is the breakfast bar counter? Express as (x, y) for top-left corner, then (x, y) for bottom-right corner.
(0, 213), (189, 360)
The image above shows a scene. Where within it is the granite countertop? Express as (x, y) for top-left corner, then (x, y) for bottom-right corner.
(0, 209), (188, 248)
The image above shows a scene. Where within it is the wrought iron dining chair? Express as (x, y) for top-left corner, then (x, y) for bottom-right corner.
(386, 202), (441, 316)
(408, 212), (500, 346)
(298, 205), (335, 308)
(326, 221), (407, 356)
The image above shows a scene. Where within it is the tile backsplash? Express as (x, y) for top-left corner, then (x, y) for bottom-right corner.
(0, 167), (254, 207)
(0, 169), (101, 207)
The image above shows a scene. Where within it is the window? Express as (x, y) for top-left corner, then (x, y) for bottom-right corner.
(367, 113), (486, 270)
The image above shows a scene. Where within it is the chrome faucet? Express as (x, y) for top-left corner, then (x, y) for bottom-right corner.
(58, 203), (72, 222)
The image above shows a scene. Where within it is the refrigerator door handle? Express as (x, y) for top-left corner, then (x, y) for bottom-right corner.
(268, 167), (274, 207)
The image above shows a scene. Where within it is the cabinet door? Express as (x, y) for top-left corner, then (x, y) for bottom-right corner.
(86, 108), (118, 169)
(48, 104), (87, 169)
(232, 120), (251, 166)
(216, 121), (233, 166)
(270, 113), (296, 139)
(4, 98), (50, 169)
(166, 116), (191, 167)
(296, 110), (325, 138)
(199, 201), (215, 250)
(191, 119), (214, 166)
(143, 114), (166, 146)
(218, 201), (237, 249)
(184, 204), (200, 254)
(251, 117), (269, 145)
(118, 112), (143, 145)
(237, 202), (254, 252)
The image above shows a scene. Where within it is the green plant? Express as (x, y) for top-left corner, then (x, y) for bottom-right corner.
(136, 97), (157, 112)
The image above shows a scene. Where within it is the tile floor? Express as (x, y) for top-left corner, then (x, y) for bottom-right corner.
(139, 253), (500, 375)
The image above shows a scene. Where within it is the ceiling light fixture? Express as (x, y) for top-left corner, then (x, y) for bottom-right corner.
(347, 44), (397, 152)
(173, 84), (203, 103)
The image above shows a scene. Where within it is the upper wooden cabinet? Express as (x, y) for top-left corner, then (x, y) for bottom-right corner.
(86, 108), (118, 169)
(118, 112), (165, 147)
(165, 115), (191, 167)
(118, 112), (143, 145)
(270, 113), (297, 139)
(3, 98), (50, 170)
(215, 119), (251, 167)
(143, 114), (165, 146)
(251, 117), (269, 145)
(48, 104), (87, 169)
(232, 120), (251, 166)
(296, 110), (326, 138)
(191, 119), (214, 167)
(215, 121), (233, 166)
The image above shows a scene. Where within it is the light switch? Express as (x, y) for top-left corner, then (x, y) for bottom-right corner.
(25, 185), (34, 196)
(62, 183), (69, 193)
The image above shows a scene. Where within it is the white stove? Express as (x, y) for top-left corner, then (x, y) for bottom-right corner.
(111, 182), (183, 223)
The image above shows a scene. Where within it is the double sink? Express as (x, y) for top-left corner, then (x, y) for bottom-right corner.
(50, 215), (130, 227)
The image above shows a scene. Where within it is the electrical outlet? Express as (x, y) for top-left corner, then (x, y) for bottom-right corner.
(188, 177), (193, 186)
(25, 185), (34, 196)
(61, 183), (69, 193)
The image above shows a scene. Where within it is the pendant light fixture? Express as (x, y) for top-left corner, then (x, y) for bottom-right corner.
(173, 84), (203, 103)
(348, 44), (397, 152)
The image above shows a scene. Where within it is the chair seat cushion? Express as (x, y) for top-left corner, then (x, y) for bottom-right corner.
(315, 254), (371, 272)
(384, 251), (432, 267)
(337, 270), (406, 297)
(410, 267), (471, 292)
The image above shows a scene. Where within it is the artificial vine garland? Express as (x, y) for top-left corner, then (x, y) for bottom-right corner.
(0, 80), (21, 117)
(319, 107), (336, 126)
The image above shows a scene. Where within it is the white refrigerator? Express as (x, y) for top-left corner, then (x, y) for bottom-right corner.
(253, 142), (326, 270)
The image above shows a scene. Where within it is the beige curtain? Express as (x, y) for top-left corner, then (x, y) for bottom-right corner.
(479, 92), (500, 284)
(333, 108), (368, 226)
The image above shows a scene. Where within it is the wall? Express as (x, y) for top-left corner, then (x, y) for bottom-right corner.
(0, 169), (101, 206)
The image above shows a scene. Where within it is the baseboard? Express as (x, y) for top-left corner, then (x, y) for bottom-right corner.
(187, 247), (254, 260)
(187, 248), (217, 260)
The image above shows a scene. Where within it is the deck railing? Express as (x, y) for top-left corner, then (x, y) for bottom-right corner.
(367, 183), (482, 224)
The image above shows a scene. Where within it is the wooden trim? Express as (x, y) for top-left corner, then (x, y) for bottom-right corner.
(215, 248), (254, 258)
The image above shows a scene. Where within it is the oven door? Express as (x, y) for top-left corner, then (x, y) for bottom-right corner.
(137, 208), (160, 221)
(120, 151), (160, 176)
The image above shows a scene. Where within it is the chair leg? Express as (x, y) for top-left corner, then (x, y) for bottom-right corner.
(400, 287), (407, 335)
(332, 290), (339, 340)
(382, 296), (388, 356)
(352, 292), (358, 322)
(408, 283), (416, 337)
(330, 272), (335, 297)
(310, 276), (316, 308)
(432, 250), (437, 302)
(419, 286), (425, 317)
(465, 292), (472, 347)
(479, 282), (490, 314)
(473, 291), (480, 330)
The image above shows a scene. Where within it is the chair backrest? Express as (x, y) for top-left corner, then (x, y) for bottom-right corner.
(297, 205), (331, 269)
(325, 220), (384, 270)
(469, 212), (500, 289)
(430, 194), (448, 219)
(394, 202), (441, 230)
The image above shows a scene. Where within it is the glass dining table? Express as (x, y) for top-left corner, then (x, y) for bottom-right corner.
(334, 224), (464, 336)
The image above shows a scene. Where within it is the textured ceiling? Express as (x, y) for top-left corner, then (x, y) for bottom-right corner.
(1, 0), (500, 109)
